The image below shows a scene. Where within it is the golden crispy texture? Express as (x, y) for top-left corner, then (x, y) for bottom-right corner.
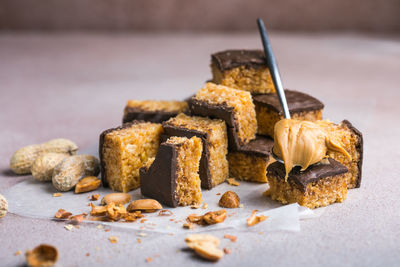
(212, 64), (275, 94)
(125, 100), (188, 112)
(228, 152), (275, 183)
(194, 82), (257, 145)
(102, 122), (163, 192)
(165, 114), (229, 187)
(324, 121), (361, 189)
(166, 136), (203, 206)
(256, 106), (323, 137)
(266, 172), (350, 209)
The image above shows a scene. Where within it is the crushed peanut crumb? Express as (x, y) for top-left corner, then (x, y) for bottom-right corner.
(247, 210), (268, 226)
(90, 194), (100, 201)
(64, 224), (74, 231)
(223, 234), (237, 242)
(223, 248), (232, 254)
(227, 178), (240, 186)
(53, 193), (62, 197)
(109, 236), (118, 244)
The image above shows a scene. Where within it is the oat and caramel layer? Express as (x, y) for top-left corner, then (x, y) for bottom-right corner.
(163, 113), (229, 189)
(253, 90), (324, 137)
(228, 135), (275, 183)
(211, 50), (275, 94)
(123, 100), (188, 123)
(99, 121), (163, 192)
(140, 136), (203, 207)
(189, 82), (257, 149)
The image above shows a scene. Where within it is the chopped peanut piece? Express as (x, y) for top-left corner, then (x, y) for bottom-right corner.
(185, 234), (224, 262)
(227, 178), (240, 186)
(247, 210), (268, 226)
(54, 209), (72, 219)
(90, 194), (100, 201)
(109, 236), (119, 244)
(223, 234), (237, 242)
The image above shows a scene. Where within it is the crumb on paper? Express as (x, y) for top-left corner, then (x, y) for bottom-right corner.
(227, 178), (240, 186)
(216, 193), (221, 195)
(85, 253), (90, 257)
(90, 194), (100, 201)
(137, 238), (141, 244)
(187, 210), (227, 226)
(14, 250), (22, 256)
(183, 223), (194, 229)
(109, 236), (119, 244)
(64, 224), (74, 231)
(202, 203), (208, 209)
(190, 204), (201, 209)
(223, 248), (232, 254)
(54, 209), (72, 219)
(96, 225), (104, 230)
(158, 210), (173, 216)
(223, 234), (237, 242)
(239, 204), (244, 208)
(53, 193), (62, 197)
(247, 210), (268, 227)
(146, 257), (153, 262)
(138, 232), (147, 237)
(69, 214), (86, 225)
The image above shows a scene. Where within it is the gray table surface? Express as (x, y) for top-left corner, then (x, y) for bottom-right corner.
(0, 32), (399, 267)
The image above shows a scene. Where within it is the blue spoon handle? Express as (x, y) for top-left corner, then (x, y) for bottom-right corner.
(257, 18), (291, 119)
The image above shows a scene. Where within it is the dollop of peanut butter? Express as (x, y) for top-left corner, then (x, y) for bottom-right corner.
(273, 119), (351, 179)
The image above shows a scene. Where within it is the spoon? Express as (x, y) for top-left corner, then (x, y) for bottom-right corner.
(257, 18), (290, 163)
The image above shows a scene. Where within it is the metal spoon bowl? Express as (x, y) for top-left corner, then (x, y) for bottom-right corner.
(271, 149), (285, 164)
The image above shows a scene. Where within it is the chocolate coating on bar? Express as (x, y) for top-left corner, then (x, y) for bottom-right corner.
(161, 124), (212, 190)
(212, 50), (266, 71)
(235, 135), (274, 158)
(188, 98), (242, 150)
(122, 107), (180, 124)
(267, 158), (348, 192)
(253, 90), (324, 115)
(342, 120), (363, 188)
(99, 121), (143, 188)
(140, 143), (179, 207)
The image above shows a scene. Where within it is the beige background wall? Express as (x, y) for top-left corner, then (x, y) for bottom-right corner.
(0, 0), (399, 32)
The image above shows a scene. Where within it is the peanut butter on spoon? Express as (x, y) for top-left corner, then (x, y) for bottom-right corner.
(273, 119), (351, 179)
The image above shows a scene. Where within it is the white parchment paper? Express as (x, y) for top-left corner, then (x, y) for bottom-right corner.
(3, 178), (321, 234)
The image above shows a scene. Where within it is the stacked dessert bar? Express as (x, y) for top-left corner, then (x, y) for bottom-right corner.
(99, 49), (363, 209)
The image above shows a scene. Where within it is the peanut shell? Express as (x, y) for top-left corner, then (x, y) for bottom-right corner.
(52, 155), (100, 192)
(31, 153), (69, 182)
(10, 138), (78, 174)
(0, 194), (8, 218)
